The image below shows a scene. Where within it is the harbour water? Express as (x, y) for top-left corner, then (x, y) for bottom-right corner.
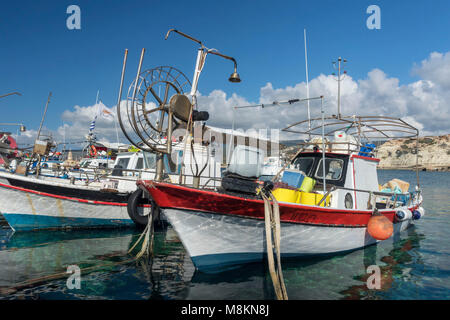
(0, 170), (448, 300)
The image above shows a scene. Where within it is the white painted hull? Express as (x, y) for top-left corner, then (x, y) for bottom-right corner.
(0, 181), (133, 232)
(162, 208), (413, 272)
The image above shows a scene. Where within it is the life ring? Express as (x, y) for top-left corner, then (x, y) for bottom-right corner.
(127, 189), (159, 228)
(89, 145), (97, 157)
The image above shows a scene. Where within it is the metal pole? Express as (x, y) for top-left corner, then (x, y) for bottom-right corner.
(116, 49), (135, 149)
(0, 92), (21, 99)
(321, 97), (326, 194)
(36, 92), (52, 140)
(304, 29), (311, 134)
(337, 57), (341, 119)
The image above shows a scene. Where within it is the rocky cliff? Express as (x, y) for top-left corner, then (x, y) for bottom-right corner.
(376, 134), (450, 171)
(280, 134), (450, 171)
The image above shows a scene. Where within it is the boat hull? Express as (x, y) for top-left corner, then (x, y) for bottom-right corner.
(0, 176), (134, 232)
(139, 181), (421, 272)
(163, 208), (413, 272)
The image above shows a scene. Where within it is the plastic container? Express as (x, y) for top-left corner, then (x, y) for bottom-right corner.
(281, 170), (305, 188)
(315, 193), (331, 207)
(298, 191), (330, 207)
(299, 176), (316, 193)
(298, 191), (316, 206)
(358, 143), (376, 157)
(332, 131), (358, 154)
(272, 188), (300, 203)
(228, 145), (265, 178)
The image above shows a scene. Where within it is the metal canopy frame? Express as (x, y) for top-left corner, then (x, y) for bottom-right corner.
(283, 115), (419, 141)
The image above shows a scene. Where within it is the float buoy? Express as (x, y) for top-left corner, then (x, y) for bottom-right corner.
(367, 211), (394, 240)
(395, 209), (412, 222)
(89, 145), (97, 157)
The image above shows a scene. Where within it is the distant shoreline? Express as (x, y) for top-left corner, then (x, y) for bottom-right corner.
(378, 167), (450, 172)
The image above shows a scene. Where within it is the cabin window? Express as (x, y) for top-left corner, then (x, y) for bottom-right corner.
(315, 158), (344, 180)
(136, 157), (144, 170)
(143, 152), (157, 169)
(115, 158), (130, 170)
(291, 157), (315, 176)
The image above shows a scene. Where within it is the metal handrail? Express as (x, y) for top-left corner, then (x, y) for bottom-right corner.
(316, 185), (415, 209)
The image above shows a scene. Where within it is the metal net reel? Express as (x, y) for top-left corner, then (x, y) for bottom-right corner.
(120, 66), (192, 153)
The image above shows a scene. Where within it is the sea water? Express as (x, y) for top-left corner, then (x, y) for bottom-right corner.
(0, 170), (448, 300)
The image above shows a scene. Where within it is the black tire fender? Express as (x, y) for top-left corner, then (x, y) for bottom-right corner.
(127, 188), (153, 227)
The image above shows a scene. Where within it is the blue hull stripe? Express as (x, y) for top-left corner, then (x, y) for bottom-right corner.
(2, 213), (134, 232)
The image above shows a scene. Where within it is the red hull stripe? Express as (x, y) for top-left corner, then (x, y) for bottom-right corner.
(350, 155), (380, 162)
(139, 181), (416, 227)
(0, 182), (146, 207)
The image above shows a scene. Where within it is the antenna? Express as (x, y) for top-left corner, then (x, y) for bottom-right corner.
(304, 29), (311, 134)
(331, 57), (348, 118)
(36, 92), (52, 141)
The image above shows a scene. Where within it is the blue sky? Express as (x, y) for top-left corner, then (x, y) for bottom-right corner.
(0, 0), (449, 143)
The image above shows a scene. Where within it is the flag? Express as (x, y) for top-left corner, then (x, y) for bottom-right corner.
(89, 116), (97, 133)
(98, 101), (114, 118)
(101, 108), (113, 118)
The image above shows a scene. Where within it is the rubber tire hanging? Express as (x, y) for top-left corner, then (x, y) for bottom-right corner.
(127, 189), (154, 227)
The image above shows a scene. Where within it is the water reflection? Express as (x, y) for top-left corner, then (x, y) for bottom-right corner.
(0, 220), (429, 300)
(187, 225), (425, 300)
(339, 226), (425, 299)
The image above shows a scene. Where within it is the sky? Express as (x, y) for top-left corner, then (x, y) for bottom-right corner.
(0, 0), (449, 147)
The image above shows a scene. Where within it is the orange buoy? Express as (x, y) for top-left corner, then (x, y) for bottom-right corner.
(367, 213), (393, 240)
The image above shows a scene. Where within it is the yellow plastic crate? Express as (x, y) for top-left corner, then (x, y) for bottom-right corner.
(298, 191), (331, 207)
(272, 188), (300, 203)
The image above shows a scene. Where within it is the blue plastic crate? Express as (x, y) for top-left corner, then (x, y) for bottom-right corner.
(281, 170), (305, 188)
(358, 143), (376, 157)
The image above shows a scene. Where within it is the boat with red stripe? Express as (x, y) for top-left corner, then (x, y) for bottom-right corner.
(138, 115), (426, 272)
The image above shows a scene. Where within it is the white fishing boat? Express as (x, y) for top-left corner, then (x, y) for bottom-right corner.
(0, 136), (225, 232)
(139, 114), (426, 272)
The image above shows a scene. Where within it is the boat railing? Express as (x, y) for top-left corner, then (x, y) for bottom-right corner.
(294, 141), (375, 157)
(317, 185), (417, 209)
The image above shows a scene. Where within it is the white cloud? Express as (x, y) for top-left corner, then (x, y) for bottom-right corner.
(14, 51), (450, 148)
(413, 51), (450, 89)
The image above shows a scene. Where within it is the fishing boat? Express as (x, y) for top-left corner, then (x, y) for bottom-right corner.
(0, 133), (228, 231)
(138, 112), (426, 272)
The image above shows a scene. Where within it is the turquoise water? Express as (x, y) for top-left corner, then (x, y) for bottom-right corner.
(0, 170), (448, 300)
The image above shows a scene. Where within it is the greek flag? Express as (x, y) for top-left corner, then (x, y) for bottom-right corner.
(89, 116), (97, 133)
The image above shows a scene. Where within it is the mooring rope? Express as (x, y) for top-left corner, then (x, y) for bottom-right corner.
(1, 216), (156, 296)
(262, 191), (288, 300)
(0, 256), (139, 296)
(128, 201), (155, 259)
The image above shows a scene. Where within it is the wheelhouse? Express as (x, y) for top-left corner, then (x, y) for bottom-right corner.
(291, 152), (349, 187)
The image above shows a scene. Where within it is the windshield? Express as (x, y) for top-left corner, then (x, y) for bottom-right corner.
(143, 152), (157, 170)
(315, 158), (344, 180)
(291, 157), (315, 176)
(115, 158), (130, 170)
(136, 157), (144, 170)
